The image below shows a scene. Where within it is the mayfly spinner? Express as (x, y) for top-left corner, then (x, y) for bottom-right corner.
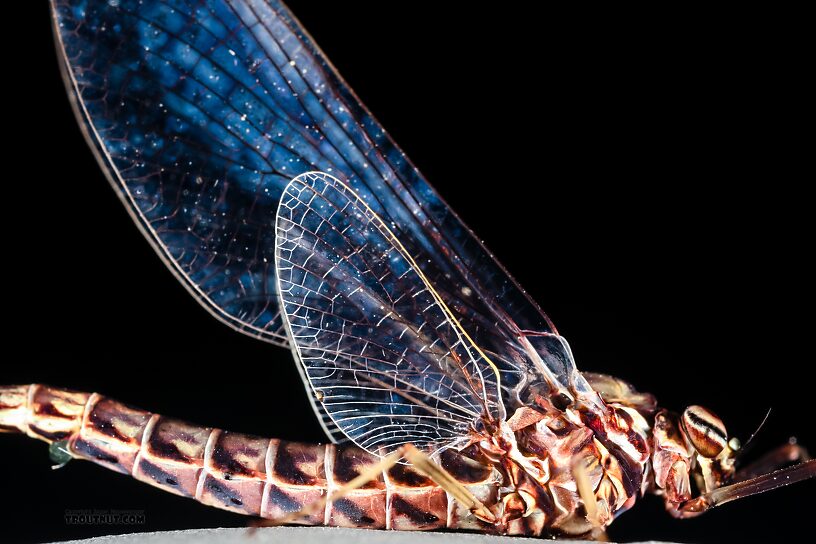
(2, 0), (813, 539)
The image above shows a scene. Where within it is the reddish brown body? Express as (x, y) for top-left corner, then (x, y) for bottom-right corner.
(3, 381), (812, 538)
(0, 381), (655, 537)
(0, 384), (503, 533)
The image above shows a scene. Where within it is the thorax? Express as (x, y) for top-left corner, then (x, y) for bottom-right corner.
(476, 378), (655, 536)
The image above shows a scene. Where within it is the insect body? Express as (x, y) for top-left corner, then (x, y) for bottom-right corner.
(2, 0), (813, 539)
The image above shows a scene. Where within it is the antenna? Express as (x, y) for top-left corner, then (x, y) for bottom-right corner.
(739, 406), (772, 455)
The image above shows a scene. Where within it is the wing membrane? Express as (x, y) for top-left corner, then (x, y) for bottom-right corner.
(275, 172), (502, 453)
(51, 0), (591, 443)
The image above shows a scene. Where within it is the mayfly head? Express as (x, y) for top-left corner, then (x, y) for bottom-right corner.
(680, 405), (738, 491)
(653, 404), (814, 518)
(652, 405), (739, 515)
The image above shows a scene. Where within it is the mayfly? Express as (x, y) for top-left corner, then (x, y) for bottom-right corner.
(2, 0), (813, 539)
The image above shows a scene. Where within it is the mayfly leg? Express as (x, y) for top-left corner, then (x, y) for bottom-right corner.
(733, 440), (810, 482)
(263, 444), (496, 527)
(571, 456), (601, 528)
(402, 445), (496, 523)
(678, 459), (816, 515)
(262, 447), (405, 527)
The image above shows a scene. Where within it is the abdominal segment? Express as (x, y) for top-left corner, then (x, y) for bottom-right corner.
(0, 384), (501, 532)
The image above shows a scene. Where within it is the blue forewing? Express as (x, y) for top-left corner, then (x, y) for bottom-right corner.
(51, 0), (591, 452)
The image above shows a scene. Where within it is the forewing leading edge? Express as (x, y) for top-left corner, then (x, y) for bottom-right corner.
(51, 0), (591, 440)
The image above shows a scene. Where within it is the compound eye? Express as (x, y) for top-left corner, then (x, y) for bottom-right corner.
(681, 405), (728, 458)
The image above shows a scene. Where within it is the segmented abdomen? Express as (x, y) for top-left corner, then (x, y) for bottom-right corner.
(0, 385), (500, 531)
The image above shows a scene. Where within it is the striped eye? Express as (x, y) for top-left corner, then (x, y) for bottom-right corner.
(681, 405), (728, 458)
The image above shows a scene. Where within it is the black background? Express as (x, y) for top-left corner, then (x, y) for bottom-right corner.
(3, 2), (812, 543)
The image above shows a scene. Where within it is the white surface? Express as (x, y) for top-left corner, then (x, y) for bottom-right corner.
(53, 526), (673, 544)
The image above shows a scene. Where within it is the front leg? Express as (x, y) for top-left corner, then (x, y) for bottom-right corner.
(675, 459), (816, 517)
(734, 440), (810, 482)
